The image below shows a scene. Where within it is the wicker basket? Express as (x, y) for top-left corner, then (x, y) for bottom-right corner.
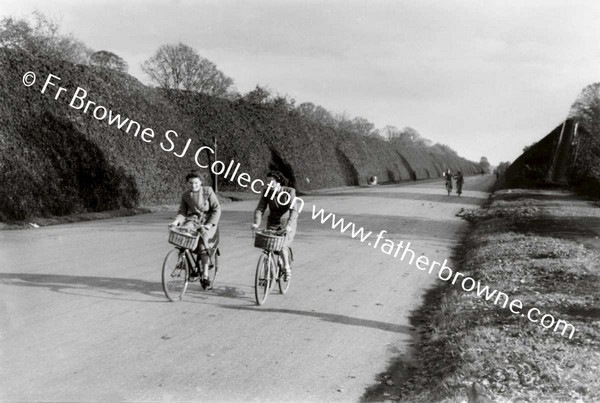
(254, 231), (284, 251)
(168, 228), (200, 250)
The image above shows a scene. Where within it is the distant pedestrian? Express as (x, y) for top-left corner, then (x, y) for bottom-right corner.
(456, 171), (464, 196)
(412, 170), (417, 181)
(444, 169), (453, 195)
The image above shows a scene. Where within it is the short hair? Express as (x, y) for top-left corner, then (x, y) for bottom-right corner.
(185, 170), (206, 182)
(267, 170), (288, 187)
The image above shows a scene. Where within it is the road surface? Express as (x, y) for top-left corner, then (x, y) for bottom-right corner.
(0, 176), (494, 401)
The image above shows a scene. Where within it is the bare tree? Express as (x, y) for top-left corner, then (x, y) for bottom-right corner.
(399, 127), (421, 143)
(242, 85), (271, 105)
(350, 117), (375, 136)
(141, 43), (234, 97)
(334, 111), (353, 132)
(89, 50), (128, 73)
(296, 102), (336, 127)
(381, 125), (402, 140)
(0, 11), (92, 64)
(569, 83), (600, 135)
(313, 106), (336, 127)
(296, 102), (316, 117)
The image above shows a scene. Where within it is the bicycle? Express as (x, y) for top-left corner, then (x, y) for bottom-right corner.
(161, 227), (219, 302)
(252, 229), (293, 306)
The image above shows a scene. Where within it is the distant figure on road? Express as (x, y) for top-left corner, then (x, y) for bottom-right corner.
(455, 171), (464, 196)
(169, 170), (221, 287)
(412, 170), (417, 181)
(444, 169), (453, 195)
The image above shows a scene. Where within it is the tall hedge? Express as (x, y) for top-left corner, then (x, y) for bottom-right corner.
(0, 49), (479, 221)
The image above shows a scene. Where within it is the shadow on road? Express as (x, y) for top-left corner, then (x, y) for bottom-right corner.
(218, 305), (412, 334)
(0, 272), (165, 302)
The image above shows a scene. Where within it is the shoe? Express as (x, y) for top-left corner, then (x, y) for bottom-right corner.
(189, 270), (199, 281)
(201, 276), (211, 290)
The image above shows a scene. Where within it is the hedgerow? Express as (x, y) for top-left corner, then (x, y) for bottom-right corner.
(0, 48), (479, 221)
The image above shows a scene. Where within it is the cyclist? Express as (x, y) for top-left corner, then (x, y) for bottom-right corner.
(169, 170), (221, 287)
(251, 171), (298, 280)
(455, 170), (464, 196)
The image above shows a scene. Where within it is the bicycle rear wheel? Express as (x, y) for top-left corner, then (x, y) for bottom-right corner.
(255, 253), (273, 305)
(278, 249), (291, 294)
(162, 249), (189, 301)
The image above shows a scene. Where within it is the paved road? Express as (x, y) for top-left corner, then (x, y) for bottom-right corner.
(0, 175), (494, 402)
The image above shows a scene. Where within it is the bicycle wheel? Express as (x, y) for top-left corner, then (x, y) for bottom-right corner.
(162, 249), (189, 301)
(278, 249), (291, 294)
(255, 253), (273, 305)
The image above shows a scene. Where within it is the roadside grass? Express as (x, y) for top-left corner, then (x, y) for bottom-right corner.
(364, 193), (600, 402)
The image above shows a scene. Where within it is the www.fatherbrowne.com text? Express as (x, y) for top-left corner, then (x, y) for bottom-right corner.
(310, 204), (577, 339)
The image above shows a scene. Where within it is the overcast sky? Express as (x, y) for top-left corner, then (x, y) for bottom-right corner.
(2, 0), (599, 165)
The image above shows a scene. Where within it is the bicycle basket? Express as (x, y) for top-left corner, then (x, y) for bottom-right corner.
(168, 228), (200, 250)
(254, 231), (284, 251)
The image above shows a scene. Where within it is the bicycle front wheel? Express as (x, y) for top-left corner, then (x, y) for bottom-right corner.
(162, 249), (189, 302)
(255, 253), (273, 305)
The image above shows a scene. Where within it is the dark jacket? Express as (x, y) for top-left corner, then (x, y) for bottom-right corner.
(254, 186), (299, 229)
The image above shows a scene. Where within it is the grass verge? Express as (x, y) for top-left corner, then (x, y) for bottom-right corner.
(363, 189), (600, 402)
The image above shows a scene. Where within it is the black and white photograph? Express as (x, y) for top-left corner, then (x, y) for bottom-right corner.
(0, 1), (599, 401)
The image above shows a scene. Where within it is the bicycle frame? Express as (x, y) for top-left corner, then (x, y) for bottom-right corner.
(266, 250), (281, 287)
(179, 248), (197, 271)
